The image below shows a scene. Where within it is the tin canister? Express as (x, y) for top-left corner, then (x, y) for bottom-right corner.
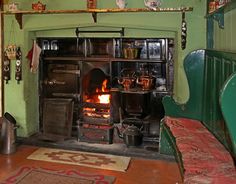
(87, 0), (97, 9)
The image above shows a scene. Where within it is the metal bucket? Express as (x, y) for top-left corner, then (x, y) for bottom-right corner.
(0, 112), (18, 154)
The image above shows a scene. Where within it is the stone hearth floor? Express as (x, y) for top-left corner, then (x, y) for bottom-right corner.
(17, 133), (174, 161)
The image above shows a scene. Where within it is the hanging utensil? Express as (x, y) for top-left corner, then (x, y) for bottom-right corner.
(15, 47), (22, 84)
(3, 52), (11, 84)
(181, 11), (187, 50)
(5, 20), (17, 60)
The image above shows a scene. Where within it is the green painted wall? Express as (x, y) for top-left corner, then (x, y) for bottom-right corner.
(214, 9), (236, 52)
(3, 0), (206, 137)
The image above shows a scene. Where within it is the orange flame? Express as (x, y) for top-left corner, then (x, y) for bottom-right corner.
(99, 79), (110, 104)
(86, 79), (110, 104)
(102, 79), (108, 92)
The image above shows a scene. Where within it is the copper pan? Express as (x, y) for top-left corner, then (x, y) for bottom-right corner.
(136, 76), (156, 90)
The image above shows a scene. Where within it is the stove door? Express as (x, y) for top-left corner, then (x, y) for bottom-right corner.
(42, 63), (80, 98)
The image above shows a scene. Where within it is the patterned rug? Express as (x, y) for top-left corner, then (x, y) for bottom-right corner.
(27, 148), (131, 172)
(0, 166), (115, 184)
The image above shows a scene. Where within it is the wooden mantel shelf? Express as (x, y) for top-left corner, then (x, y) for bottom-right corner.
(1, 7), (193, 29)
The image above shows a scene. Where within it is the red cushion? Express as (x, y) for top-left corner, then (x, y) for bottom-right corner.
(164, 116), (236, 184)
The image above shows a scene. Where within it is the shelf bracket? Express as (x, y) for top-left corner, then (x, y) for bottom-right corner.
(92, 12), (97, 23)
(213, 12), (224, 29)
(15, 13), (23, 29)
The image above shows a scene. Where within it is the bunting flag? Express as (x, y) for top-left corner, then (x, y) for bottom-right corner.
(26, 40), (42, 73)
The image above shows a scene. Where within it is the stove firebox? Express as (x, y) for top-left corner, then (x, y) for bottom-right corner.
(78, 61), (113, 144)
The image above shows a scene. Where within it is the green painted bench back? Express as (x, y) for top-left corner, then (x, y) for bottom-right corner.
(163, 49), (236, 158)
(220, 73), (236, 159)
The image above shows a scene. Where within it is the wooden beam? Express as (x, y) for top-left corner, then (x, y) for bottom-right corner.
(1, 7), (193, 29)
(1, 7), (193, 14)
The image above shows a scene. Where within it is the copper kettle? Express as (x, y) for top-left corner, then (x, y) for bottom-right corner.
(118, 77), (136, 91)
(136, 75), (155, 90)
(118, 69), (136, 91)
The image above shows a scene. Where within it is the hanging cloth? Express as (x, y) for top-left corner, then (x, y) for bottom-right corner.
(26, 40), (42, 73)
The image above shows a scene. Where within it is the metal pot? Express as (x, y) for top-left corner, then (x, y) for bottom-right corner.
(118, 77), (136, 91)
(118, 68), (136, 91)
(115, 125), (143, 147)
(136, 76), (156, 90)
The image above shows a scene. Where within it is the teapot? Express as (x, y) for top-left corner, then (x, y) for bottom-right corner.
(144, 0), (161, 10)
(116, 0), (127, 9)
(32, 1), (46, 11)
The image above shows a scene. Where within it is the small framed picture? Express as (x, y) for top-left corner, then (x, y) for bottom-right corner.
(147, 41), (162, 60)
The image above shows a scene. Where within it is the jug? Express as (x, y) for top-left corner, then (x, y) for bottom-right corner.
(116, 0), (127, 9)
(144, 0), (161, 10)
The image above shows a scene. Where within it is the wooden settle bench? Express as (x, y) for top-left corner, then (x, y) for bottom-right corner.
(159, 49), (236, 183)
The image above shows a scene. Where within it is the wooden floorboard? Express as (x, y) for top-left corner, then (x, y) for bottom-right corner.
(0, 145), (182, 184)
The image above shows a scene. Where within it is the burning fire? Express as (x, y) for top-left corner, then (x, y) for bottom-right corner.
(83, 79), (110, 119)
(85, 79), (110, 104)
(98, 94), (110, 104)
(96, 79), (110, 104)
(96, 79), (109, 93)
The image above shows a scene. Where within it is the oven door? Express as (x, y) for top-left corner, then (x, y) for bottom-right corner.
(42, 63), (80, 98)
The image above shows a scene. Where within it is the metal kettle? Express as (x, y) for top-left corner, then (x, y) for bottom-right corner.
(136, 75), (156, 90)
(118, 69), (136, 91)
(118, 77), (136, 91)
(115, 125), (143, 147)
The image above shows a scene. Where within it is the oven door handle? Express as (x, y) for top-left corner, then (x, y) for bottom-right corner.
(52, 69), (80, 76)
(44, 79), (66, 86)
